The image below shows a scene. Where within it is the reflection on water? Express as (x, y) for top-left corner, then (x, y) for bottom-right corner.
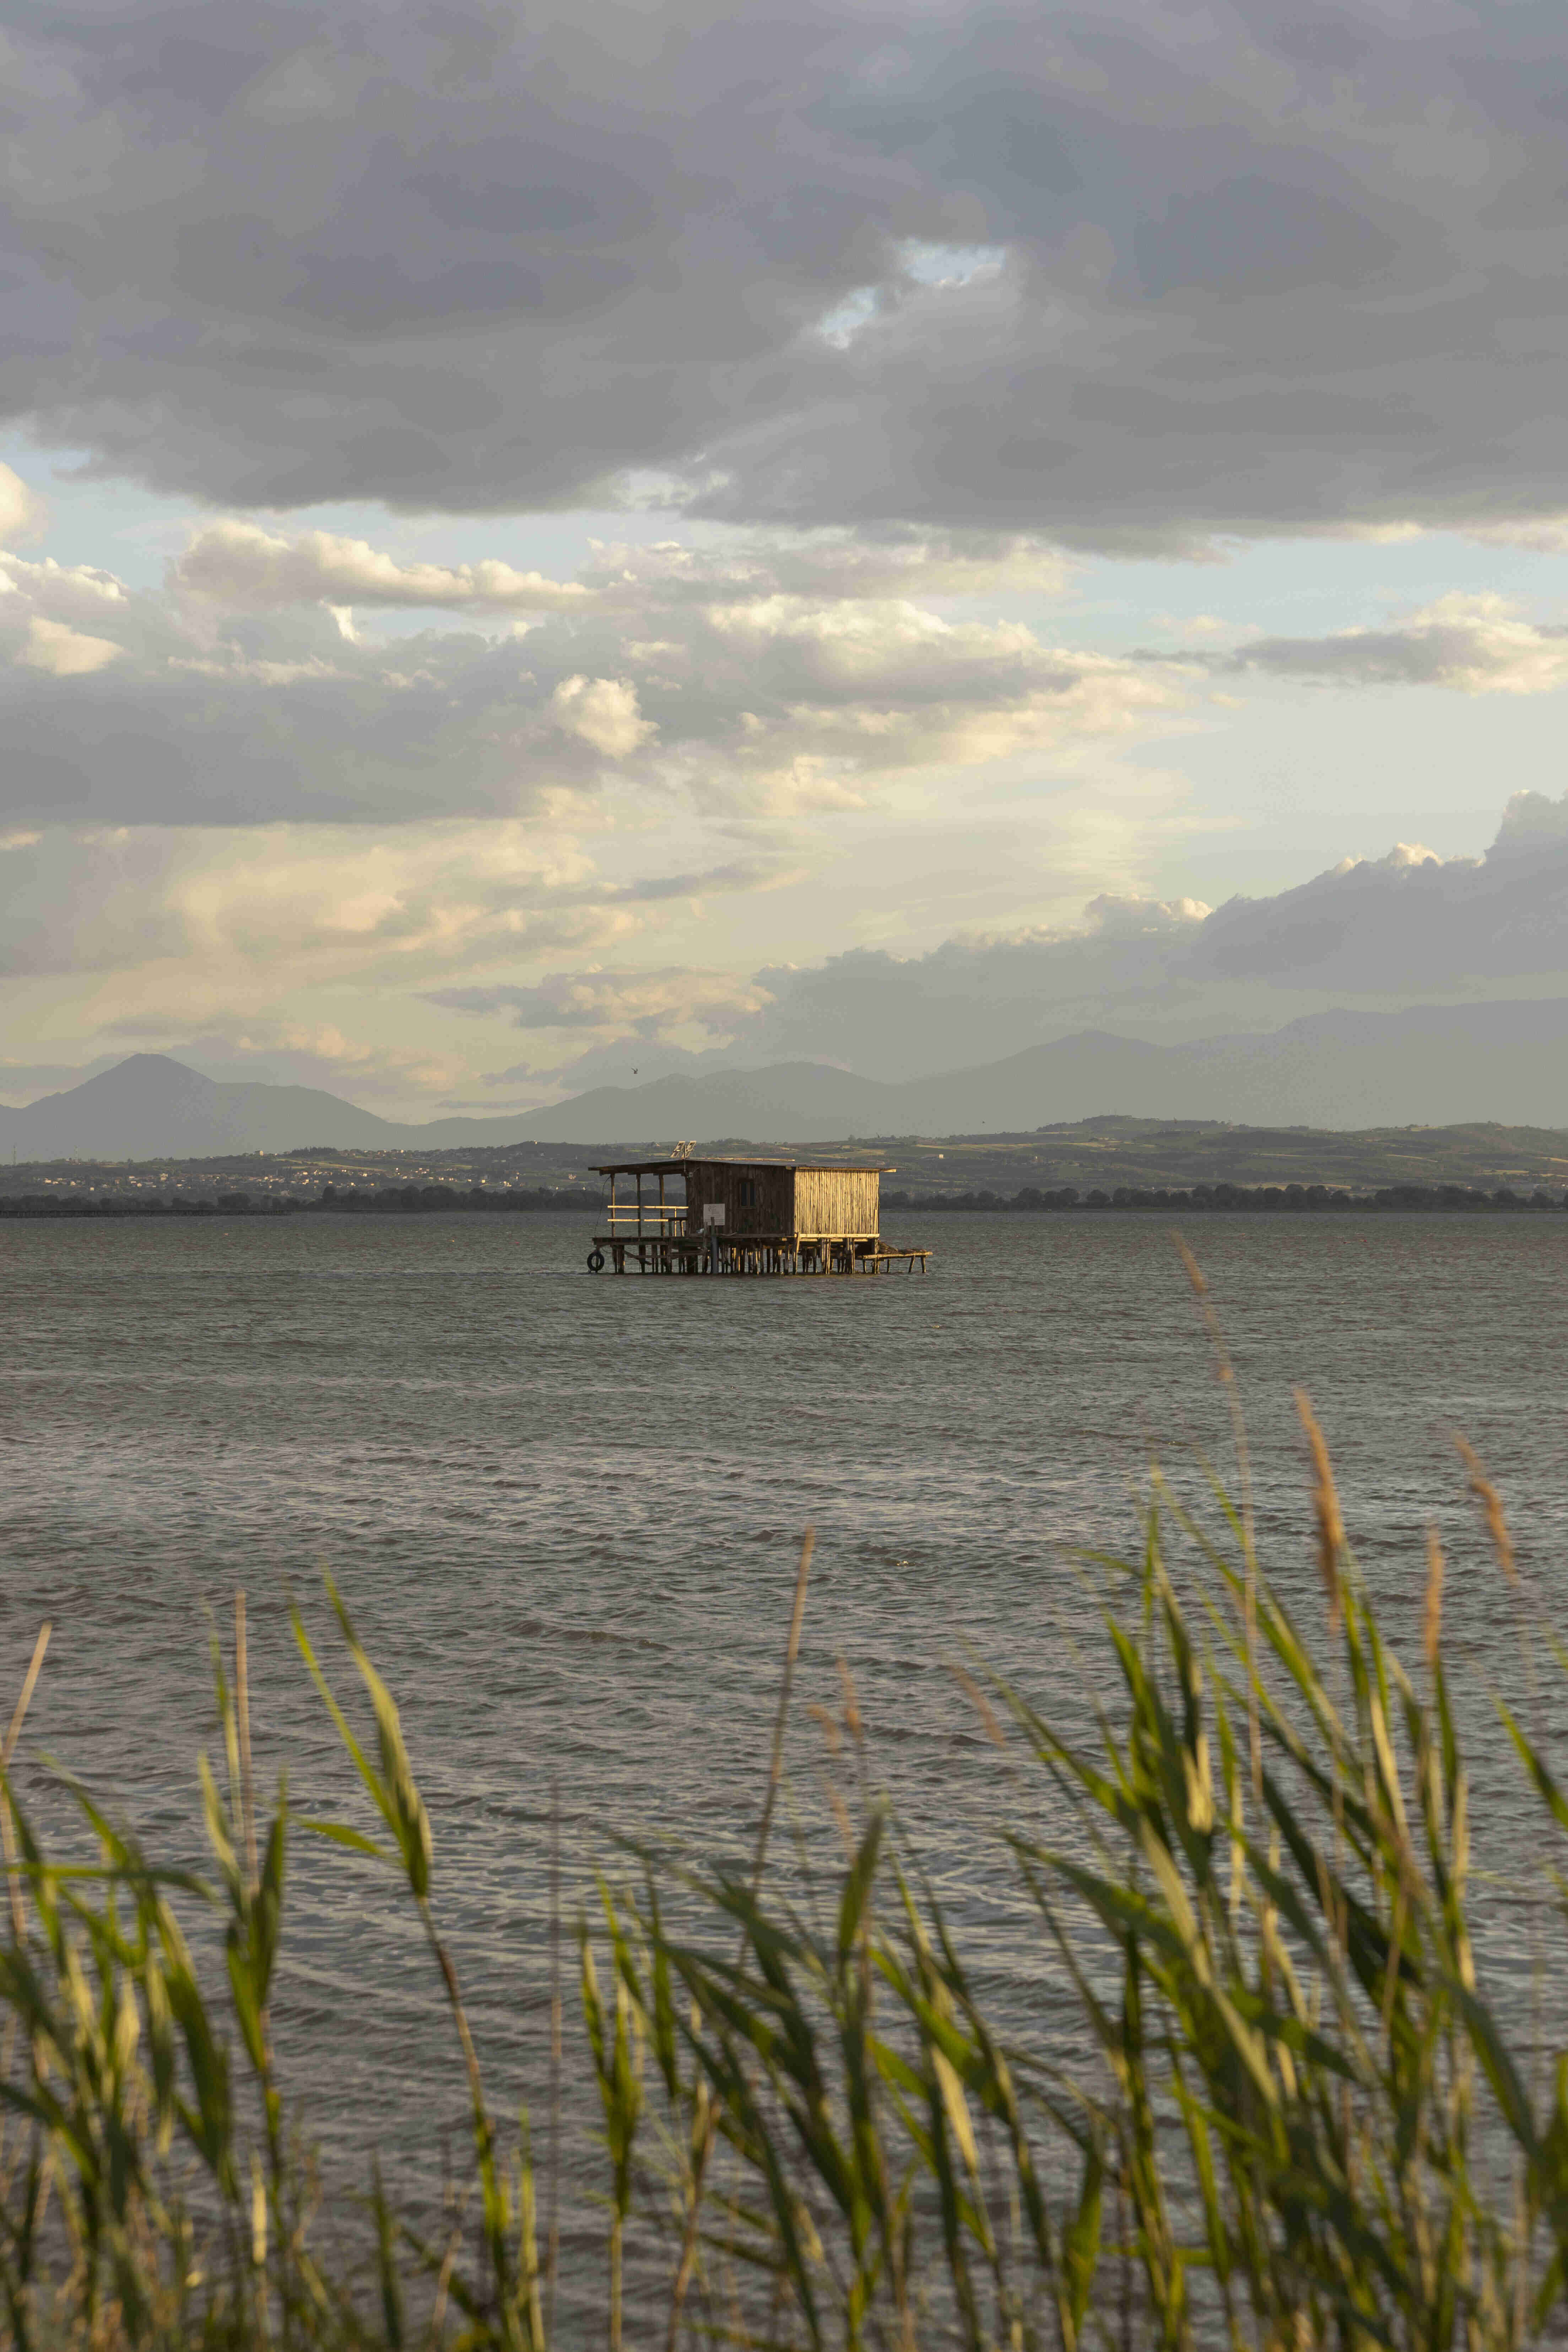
(2, 1209), (1566, 2210)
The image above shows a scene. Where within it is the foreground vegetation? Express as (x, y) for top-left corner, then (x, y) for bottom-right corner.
(5, 1290), (1568, 2347)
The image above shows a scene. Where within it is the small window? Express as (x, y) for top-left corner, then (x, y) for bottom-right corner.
(737, 1178), (757, 1207)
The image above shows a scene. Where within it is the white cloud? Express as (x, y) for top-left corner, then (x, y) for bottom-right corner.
(0, 463), (45, 547)
(0, 528), (1191, 828)
(1357, 842), (1440, 871)
(0, 819), (793, 1012)
(1, 554), (127, 613)
(17, 615), (124, 676)
(427, 965), (775, 1047)
(1078, 893), (1212, 939)
(548, 675), (656, 759)
(175, 520), (592, 613)
(176, 520), (1076, 615)
(582, 532), (1075, 605)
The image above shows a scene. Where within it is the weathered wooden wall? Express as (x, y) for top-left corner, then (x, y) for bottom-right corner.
(681, 1161), (795, 1236)
(791, 1169), (880, 1238)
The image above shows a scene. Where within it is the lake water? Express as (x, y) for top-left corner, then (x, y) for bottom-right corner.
(4, 1209), (1567, 2229)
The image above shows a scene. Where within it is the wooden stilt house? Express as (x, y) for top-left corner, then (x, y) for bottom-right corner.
(586, 1155), (931, 1277)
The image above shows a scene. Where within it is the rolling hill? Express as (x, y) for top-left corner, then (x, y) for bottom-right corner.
(6, 998), (1568, 1158)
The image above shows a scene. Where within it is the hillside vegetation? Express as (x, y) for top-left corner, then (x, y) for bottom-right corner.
(7, 1118), (1568, 1209)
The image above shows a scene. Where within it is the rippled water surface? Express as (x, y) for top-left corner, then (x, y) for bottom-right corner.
(4, 1209), (1567, 2208)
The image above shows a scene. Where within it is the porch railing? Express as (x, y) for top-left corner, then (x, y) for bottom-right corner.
(603, 1205), (690, 1234)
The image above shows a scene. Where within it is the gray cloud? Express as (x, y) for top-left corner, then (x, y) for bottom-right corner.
(813, 799), (1568, 1063)
(0, 600), (559, 826)
(431, 887), (1219, 1083)
(429, 791), (1568, 1086)
(1215, 599), (1568, 695)
(6, 0), (1568, 541)
(427, 967), (772, 1038)
(1180, 813), (1568, 994)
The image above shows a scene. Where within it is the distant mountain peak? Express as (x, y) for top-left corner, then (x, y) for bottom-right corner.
(5, 1012), (1568, 1159)
(62, 1053), (218, 1093)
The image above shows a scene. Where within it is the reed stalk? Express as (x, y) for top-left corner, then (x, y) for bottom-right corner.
(5, 1354), (1568, 2347)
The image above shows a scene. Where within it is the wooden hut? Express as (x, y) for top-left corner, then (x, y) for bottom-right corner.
(586, 1155), (930, 1277)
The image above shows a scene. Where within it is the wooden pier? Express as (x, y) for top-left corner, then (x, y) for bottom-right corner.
(586, 1155), (931, 1276)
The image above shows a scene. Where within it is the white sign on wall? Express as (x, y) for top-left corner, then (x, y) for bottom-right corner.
(702, 1203), (726, 1226)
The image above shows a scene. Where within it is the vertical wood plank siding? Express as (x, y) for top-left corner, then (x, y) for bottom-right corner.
(791, 1169), (879, 1239)
(679, 1163), (880, 1240)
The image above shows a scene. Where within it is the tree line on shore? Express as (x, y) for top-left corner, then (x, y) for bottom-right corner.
(0, 1183), (597, 1217)
(4, 1176), (1567, 1217)
(883, 1180), (1568, 1211)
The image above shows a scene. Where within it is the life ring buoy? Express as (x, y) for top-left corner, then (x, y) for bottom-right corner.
(587, 1248), (605, 1272)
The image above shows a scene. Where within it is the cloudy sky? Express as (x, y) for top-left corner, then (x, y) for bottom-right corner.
(6, 0), (1568, 1114)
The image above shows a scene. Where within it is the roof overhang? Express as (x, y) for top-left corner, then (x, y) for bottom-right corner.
(591, 1158), (894, 1176)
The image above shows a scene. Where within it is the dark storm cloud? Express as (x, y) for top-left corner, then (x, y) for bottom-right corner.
(6, 0), (1568, 541)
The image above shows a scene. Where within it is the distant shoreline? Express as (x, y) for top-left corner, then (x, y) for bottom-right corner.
(4, 1181), (1567, 1219)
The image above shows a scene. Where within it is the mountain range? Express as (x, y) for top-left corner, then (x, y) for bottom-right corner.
(7, 998), (1568, 1158)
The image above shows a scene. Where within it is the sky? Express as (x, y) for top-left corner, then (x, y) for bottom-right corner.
(5, 0), (1568, 1116)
